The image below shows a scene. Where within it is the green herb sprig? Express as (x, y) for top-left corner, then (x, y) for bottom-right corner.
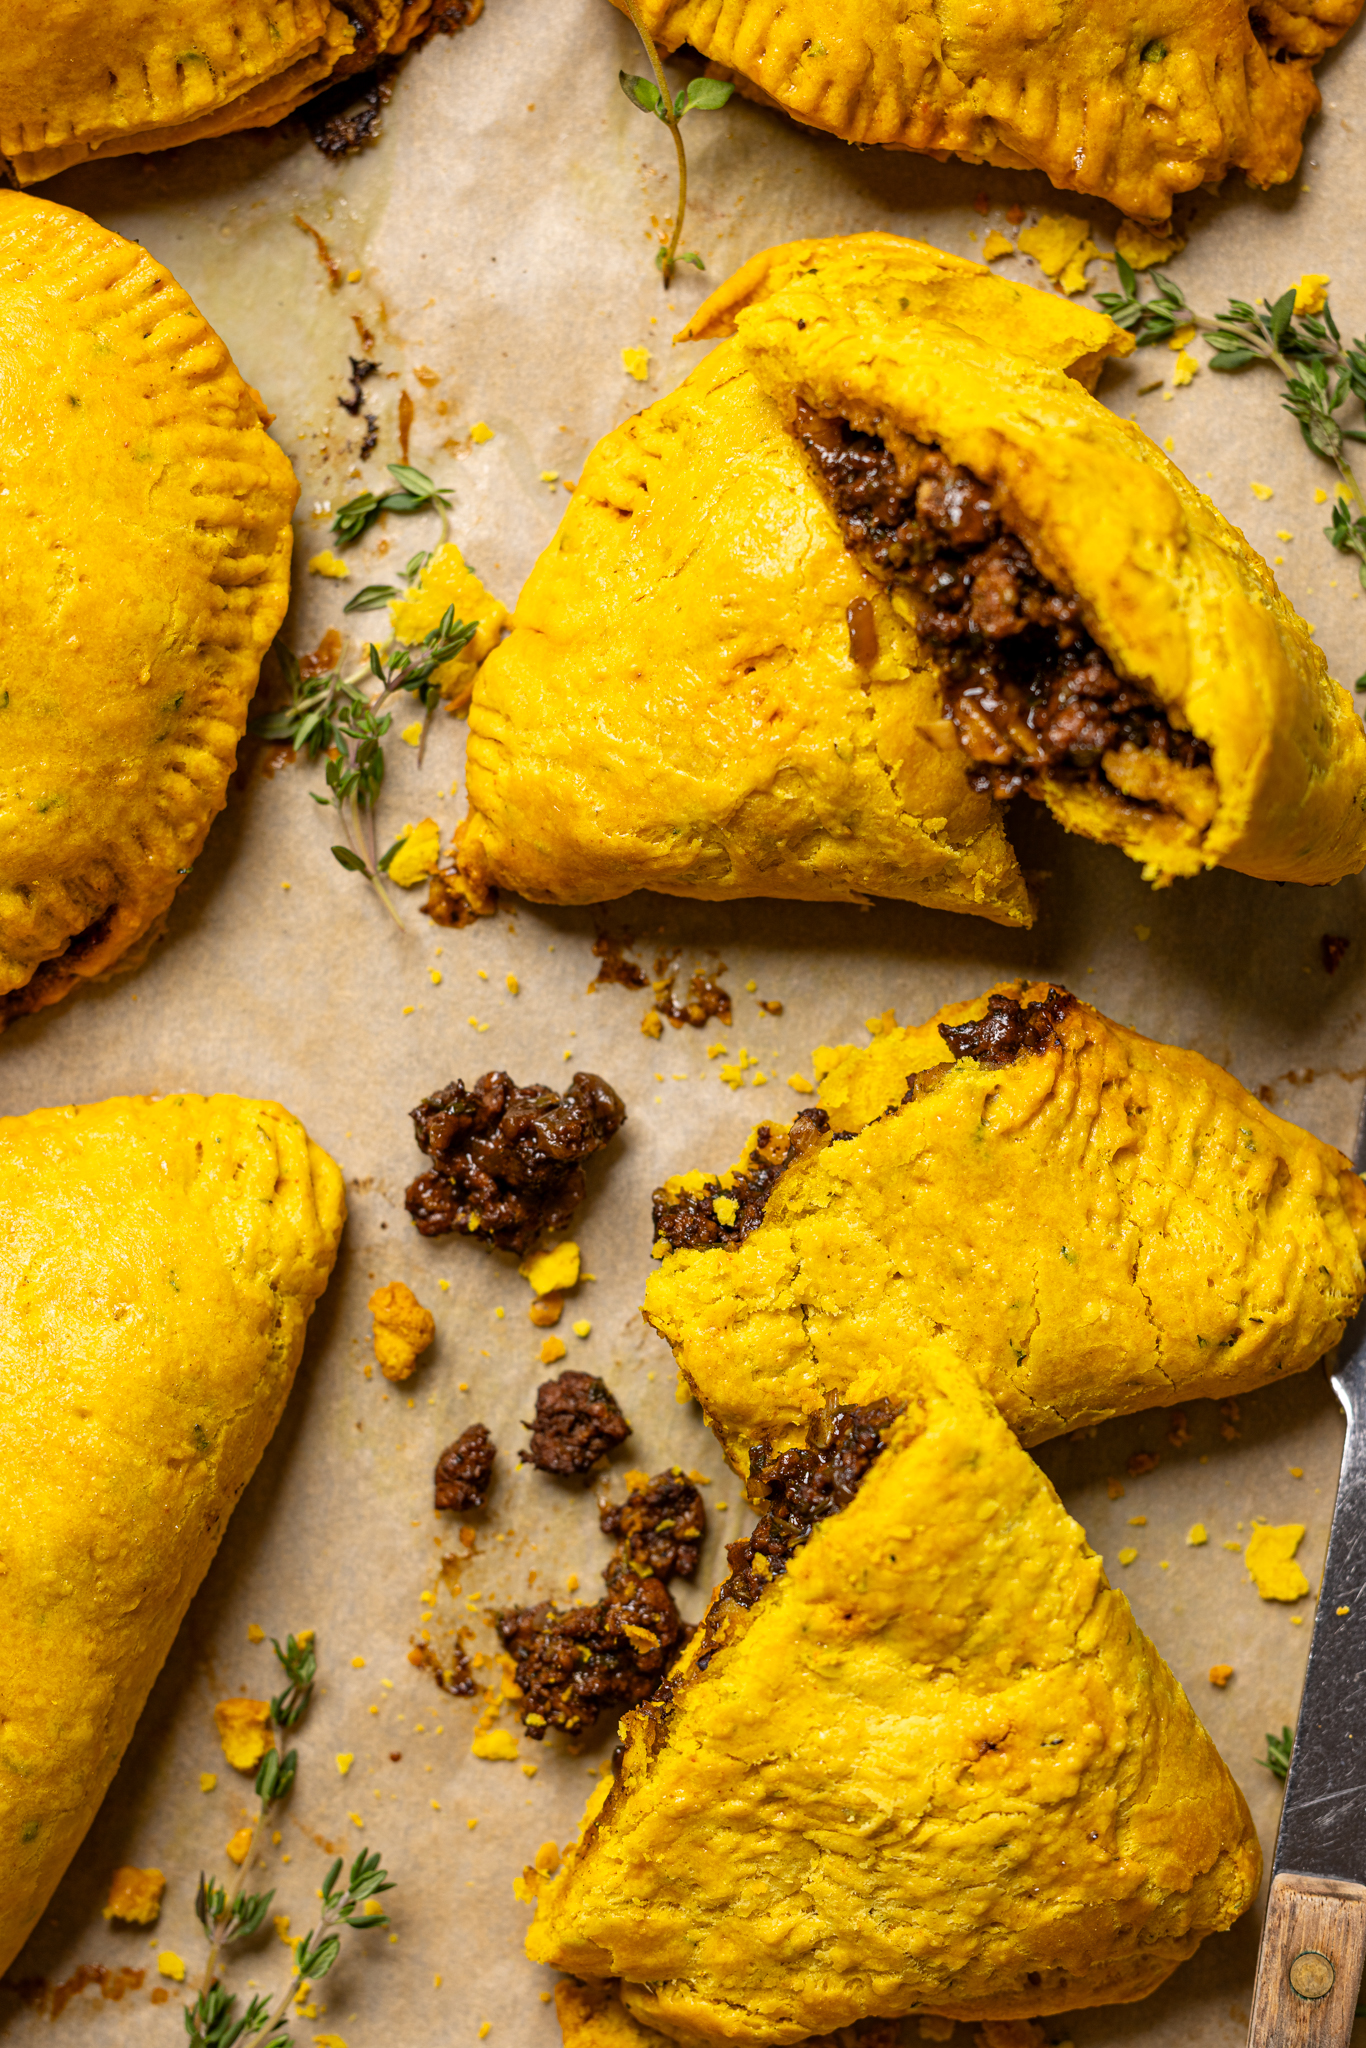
(332, 465), (452, 549)
(253, 607), (475, 918)
(1257, 1724), (1295, 1782)
(184, 1636), (394, 2048)
(617, 0), (733, 283)
(1096, 261), (1366, 594)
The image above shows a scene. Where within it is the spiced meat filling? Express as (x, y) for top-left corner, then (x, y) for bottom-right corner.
(792, 400), (1211, 813)
(497, 1471), (706, 1739)
(704, 1400), (901, 1631)
(651, 1107), (831, 1254)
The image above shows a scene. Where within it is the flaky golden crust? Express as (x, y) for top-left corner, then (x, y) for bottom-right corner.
(528, 1345), (1261, 2039)
(460, 238), (1127, 923)
(0, 1093), (345, 1977)
(0, 195), (297, 1023)
(611, 0), (1355, 223)
(734, 261), (1366, 887)
(646, 982), (1366, 1467)
(0, 0), (469, 182)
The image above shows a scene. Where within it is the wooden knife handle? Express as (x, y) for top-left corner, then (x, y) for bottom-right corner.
(1248, 1873), (1366, 2048)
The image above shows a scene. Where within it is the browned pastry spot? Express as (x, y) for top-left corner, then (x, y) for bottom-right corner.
(522, 1371), (631, 1476)
(434, 1423), (496, 1511)
(405, 1069), (626, 1254)
(792, 401), (1210, 809)
(651, 1107), (831, 1253)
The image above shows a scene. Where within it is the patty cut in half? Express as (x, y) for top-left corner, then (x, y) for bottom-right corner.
(647, 980), (1366, 1468)
(525, 1341), (1260, 2042)
(456, 235), (1366, 924)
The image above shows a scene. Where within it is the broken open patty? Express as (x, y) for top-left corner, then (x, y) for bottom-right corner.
(405, 1069), (626, 1255)
(651, 1107), (831, 1255)
(792, 401), (1214, 824)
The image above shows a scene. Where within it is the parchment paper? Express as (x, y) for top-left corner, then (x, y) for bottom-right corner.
(3, 1), (1366, 2038)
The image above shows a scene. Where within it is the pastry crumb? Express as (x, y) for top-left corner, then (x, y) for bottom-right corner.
(1209, 1664), (1233, 1687)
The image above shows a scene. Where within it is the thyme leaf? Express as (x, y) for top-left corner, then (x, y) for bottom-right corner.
(616, 0), (733, 284)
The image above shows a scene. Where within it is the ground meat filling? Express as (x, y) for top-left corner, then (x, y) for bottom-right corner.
(433, 1423), (497, 1511)
(651, 1107), (831, 1254)
(938, 987), (1074, 1068)
(521, 1370), (632, 1475)
(405, 1069), (626, 1254)
(792, 400), (1211, 812)
(498, 1470), (705, 1739)
(707, 1401), (901, 1624)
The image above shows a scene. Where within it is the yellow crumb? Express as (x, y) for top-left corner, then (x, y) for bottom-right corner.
(787, 1073), (814, 1094)
(430, 968), (443, 986)
(1209, 1664), (1233, 1688)
(103, 1867), (165, 1924)
(1315, 488), (1329, 505)
(199, 1772), (217, 1793)
(1246, 1522), (1309, 1601)
(386, 817), (441, 889)
(713, 1195), (739, 1227)
(349, 1812), (363, 1827)
(622, 346), (651, 380)
(1167, 324), (1196, 350)
(479, 2026), (491, 2040)
(1251, 481), (1275, 500)
(307, 550), (349, 579)
(573, 1319), (592, 1338)
(1114, 220), (1186, 270)
(369, 1280), (436, 1382)
(471, 421), (495, 443)
(1338, 1605), (1351, 1616)
(1295, 273), (1330, 315)
(247, 1623), (265, 1644)
(641, 1009), (664, 1039)
(522, 1763), (538, 1777)
(1186, 1524), (1208, 1546)
(981, 230), (1015, 261)
(226, 1827), (253, 1866)
(540, 470), (559, 483)
(1171, 350), (1199, 387)
(1162, 436), (1174, 451)
(214, 1698), (273, 1772)
(473, 1729), (519, 1761)
(402, 1005), (415, 1016)
(1128, 1515), (1147, 1527)
(506, 974), (519, 994)
(539, 1336), (568, 1365)
(336, 1753), (354, 1776)
(1118, 1547), (1138, 1566)
(1018, 212), (1097, 293)
(751, 1071), (768, 1086)
(1223, 1540), (1242, 1552)
(401, 721), (423, 748)
(1290, 1466), (1304, 1477)
(520, 1241), (580, 1296)
(157, 1952), (187, 1982)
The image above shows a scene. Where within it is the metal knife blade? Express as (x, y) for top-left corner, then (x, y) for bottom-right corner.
(1272, 1091), (1366, 1888)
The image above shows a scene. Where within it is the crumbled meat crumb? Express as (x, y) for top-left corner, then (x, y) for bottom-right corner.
(522, 1371), (631, 1475)
(589, 934), (648, 989)
(711, 1401), (901, 1621)
(434, 1423), (497, 1511)
(652, 962), (733, 1029)
(792, 401), (1211, 809)
(600, 1470), (706, 1581)
(652, 1108), (831, 1252)
(1323, 934), (1351, 974)
(935, 988), (1073, 1069)
(406, 1069), (626, 1254)
(497, 1469), (699, 1738)
(304, 59), (399, 158)
(408, 1639), (475, 1697)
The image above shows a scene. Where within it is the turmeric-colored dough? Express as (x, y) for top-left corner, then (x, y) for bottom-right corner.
(0, 1093), (345, 1977)
(646, 982), (1366, 1471)
(0, 195), (296, 1024)
(459, 237), (1128, 924)
(528, 1342), (1261, 2041)
(459, 236), (1366, 917)
(610, 0), (1359, 223)
(1, 0), (479, 184)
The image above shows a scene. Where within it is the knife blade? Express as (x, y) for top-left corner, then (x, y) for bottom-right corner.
(1247, 1092), (1366, 2046)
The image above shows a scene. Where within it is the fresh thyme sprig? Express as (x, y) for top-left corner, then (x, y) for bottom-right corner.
(184, 1637), (394, 2048)
(253, 607), (476, 918)
(332, 465), (452, 549)
(1257, 1724), (1295, 1782)
(617, 0), (733, 283)
(1095, 260), (1366, 592)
